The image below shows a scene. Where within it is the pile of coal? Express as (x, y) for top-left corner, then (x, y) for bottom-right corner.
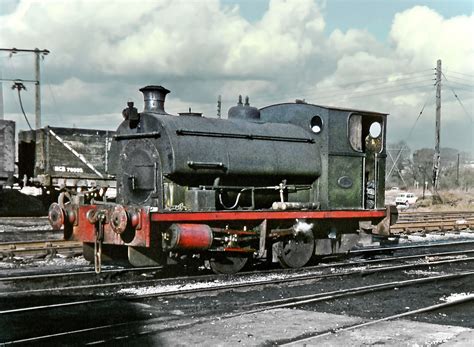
(0, 189), (47, 217)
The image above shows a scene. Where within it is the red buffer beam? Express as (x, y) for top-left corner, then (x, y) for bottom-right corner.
(151, 209), (387, 223)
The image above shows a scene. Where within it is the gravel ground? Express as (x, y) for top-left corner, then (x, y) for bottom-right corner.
(0, 216), (60, 242)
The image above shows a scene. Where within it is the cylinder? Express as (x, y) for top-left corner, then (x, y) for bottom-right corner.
(164, 223), (213, 251)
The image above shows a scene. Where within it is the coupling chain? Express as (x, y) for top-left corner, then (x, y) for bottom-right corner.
(94, 213), (106, 274)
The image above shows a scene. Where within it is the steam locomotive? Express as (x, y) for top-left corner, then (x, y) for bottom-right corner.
(49, 85), (397, 274)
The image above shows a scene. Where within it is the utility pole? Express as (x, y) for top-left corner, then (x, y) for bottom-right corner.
(217, 95), (222, 118)
(0, 47), (50, 129)
(432, 59), (441, 190)
(34, 48), (42, 129)
(456, 153), (460, 187)
(0, 69), (3, 120)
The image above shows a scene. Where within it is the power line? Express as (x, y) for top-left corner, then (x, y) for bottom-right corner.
(11, 82), (33, 130)
(444, 84), (474, 93)
(442, 72), (473, 121)
(0, 78), (38, 83)
(0, 47), (50, 129)
(44, 82), (65, 124)
(442, 71), (474, 160)
(444, 74), (474, 84)
(325, 70), (433, 89)
(253, 78), (434, 105)
(312, 77), (433, 97)
(232, 70), (435, 104)
(301, 69), (434, 94)
(443, 80), (474, 89)
(386, 99), (430, 179)
(0, 52), (32, 59)
(313, 82), (434, 102)
(448, 70), (474, 78)
(41, 58), (65, 124)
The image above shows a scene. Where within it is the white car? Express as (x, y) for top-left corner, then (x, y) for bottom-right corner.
(395, 192), (418, 206)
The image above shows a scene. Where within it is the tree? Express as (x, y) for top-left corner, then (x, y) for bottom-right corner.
(411, 147), (470, 190)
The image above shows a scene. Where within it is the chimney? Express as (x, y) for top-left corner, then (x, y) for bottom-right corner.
(139, 85), (170, 114)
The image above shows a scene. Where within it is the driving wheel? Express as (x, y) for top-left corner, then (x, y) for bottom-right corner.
(275, 232), (314, 268)
(209, 254), (249, 274)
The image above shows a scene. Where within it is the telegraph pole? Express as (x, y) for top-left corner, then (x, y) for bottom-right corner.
(0, 69), (3, 120)
(432, 59), (442, 190)
(456, 153), (460, 187)
(217, 95), (222, 118)
(34, 48), (42, 129)
(0, 47), (50, 129)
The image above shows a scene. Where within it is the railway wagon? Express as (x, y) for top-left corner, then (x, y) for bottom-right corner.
(49, 85), (397, 274)
(0, 120), (15, 188)
(18, 127), (116, 197)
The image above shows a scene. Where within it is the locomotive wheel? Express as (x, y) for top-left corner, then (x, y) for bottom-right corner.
(209, 254), (249, 274)
(275, 232), (315, 269)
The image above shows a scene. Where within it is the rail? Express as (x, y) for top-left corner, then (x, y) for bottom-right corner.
(0, 240), (82, 259)
(391, 211), (474, 233)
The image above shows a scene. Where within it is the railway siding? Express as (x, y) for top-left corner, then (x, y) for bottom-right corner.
(0, 240), (82, 260)
(391, 211), (474, 233)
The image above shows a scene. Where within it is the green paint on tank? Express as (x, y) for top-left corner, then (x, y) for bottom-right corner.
(328, 156), (362, 208)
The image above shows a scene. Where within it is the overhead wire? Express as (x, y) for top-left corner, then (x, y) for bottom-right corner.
(310, 76), (434, 97)
(317, 69), (434, 90)
(444, 74), (474, 84)
(253, 76), (434, 105)
(2, 51), (35, 129)
(2, 49), (62, 127)
(314, 83), (434, 103)
(303, 69), (433, 92)
(231, 69), (435, 104)
(41, 58), (65, 125)
(442, 72), (473, 156)
(386, 91), (434, 179)
(448, 70), (474, 78)
(442, 73), (473, 121)
(13, 85), (33, 130)
(444, 85), (474, 95)
(0, 52), (32, 59)
(443, 80), (474, 89)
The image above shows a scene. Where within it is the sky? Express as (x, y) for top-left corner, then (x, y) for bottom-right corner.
(0, 0), (473, 153)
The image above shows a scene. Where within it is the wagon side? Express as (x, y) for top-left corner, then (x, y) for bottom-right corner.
(18, 126), (116, 189)
(0, 120), (15, 188)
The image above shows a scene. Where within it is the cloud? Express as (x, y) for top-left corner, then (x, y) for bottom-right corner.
(390, 6), (474, 73)
(0, 0), (473, 152)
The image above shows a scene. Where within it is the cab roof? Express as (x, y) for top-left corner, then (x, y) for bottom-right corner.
(260, 102), (389, 116)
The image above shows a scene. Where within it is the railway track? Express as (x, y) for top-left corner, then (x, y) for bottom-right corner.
(278, 291), (474, 346)
(1, 234), (472, 344)
(2, 262), (472, 344)
(0, 239), (82, 259)
(391, 210), (474, 233)
(2, 239), (474, 291)
(2, 245), (473, 304)
(397, 211), (474, 222)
